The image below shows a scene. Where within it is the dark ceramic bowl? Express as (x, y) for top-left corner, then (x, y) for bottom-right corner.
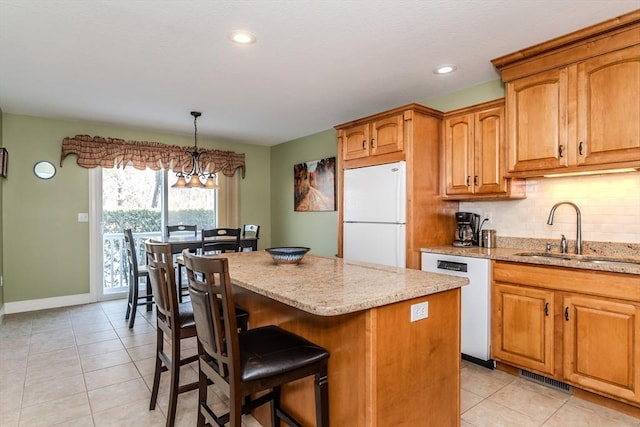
(265, 247), (310, 265)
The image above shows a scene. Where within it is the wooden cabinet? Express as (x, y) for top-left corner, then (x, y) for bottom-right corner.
(442, 99), (525, 199)
(493, 11), (640, 177)
(563, 294), (640, 404)
(576, 46), (640, 167)
(339, 113), (403, 161)
(492, 282), (555, 375)
(492, 261), (640, 406)
(336, 104), (458, 269)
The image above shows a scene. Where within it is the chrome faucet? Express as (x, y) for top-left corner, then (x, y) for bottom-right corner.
(547, 202), (582, 255)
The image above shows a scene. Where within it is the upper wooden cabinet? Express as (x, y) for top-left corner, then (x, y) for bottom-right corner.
(338, 113), (404, 161)
(336, 104), (458, 269)
(493, 10), (640, 177)
(442, 99), (525, 200)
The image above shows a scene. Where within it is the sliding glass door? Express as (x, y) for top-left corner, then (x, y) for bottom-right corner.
(90, 167), (217, 301)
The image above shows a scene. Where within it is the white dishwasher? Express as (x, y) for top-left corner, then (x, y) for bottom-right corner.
(421, 252), (495, 369)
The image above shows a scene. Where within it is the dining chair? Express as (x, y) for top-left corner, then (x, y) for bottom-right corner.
(166, 224), (198, 302)
(124, 228), (152, 328)
(183, 252), (330, 427)
(240, 224), (260, 251)
(145, 240), (199, 427)
(201, 227), (241, 254)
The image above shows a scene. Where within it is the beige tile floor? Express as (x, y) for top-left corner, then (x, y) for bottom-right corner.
(0, 300), (639, 427)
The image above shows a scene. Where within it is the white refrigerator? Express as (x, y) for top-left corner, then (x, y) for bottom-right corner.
(343, 161), (406, 267)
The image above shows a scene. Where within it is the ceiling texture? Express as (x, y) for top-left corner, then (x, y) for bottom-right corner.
(1, 1), (638, 146)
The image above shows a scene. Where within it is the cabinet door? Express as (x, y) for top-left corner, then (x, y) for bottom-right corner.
(492, 283), (555, 375)
(371, 114), (404, 156)
(443, 114), (474, 196)
(576, 45), (640, 167)
(475, 106), (507, 194)
(563, 295), (640, 404)
(506, 68), (569, 172)
(341, 124), (370, 160)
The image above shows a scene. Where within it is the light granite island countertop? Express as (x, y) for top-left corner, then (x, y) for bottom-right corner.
(222, 250), (468, 315)
(218, 251), (468, 426)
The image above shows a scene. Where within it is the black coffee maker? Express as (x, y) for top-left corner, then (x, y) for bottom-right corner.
(453, 212), (481, 247)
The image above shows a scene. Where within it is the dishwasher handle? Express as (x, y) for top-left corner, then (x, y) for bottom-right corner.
(436, 260), (468, 273)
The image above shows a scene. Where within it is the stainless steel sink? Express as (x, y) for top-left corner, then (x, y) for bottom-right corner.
(514, 252), (640, 266)
(514, 252), (573, 261)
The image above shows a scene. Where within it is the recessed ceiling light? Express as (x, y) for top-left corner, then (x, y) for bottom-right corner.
(434, 64), (457, 75)
(229, 30), (256, 45)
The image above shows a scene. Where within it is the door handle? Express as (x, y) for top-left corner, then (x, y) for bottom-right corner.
(362, 140), (366, 150)
(564, 306), (569, 321)
(579, 141), (584, 155)
(466, 176), (471, 186)
(371, 138), (376, 148)
(544, 302), (549, 316)
(558, 144), (564, 158)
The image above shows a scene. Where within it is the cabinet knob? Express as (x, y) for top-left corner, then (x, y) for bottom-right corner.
(371, 138), (376, 148)
(544, 302), (549, 317)
(474, 175), (478, 186)
(466, 176), (471, 186)
(579, 141), (584, 155)
(558, 144), (564, 158)
(362, 140), (366, 150)
(564, 306), (569, 321)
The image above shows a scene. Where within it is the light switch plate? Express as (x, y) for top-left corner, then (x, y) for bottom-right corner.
(77, 213), (89, 222)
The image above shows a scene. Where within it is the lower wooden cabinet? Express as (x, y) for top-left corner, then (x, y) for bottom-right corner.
(563, 294), (640, 404)
(492, 283), (555, 375)
(492, 261), (640, 406)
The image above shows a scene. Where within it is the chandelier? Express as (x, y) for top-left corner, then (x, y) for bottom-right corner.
(172, 111), (218, 189)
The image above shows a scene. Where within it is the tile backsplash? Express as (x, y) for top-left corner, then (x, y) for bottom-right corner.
(460, 171), (640, 245)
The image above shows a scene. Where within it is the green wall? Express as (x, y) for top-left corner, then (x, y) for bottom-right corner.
(270, 129), (338, 257)
(422, 80), (505, 112)
(2, 114), (271, 304)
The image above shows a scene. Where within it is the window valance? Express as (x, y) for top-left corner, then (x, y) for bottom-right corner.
(60, 134), (245, 178)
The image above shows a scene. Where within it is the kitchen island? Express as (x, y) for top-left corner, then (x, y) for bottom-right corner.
(220, 251), (468, 426)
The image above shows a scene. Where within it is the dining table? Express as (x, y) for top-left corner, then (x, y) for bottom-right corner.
(162, 232), (258, 253)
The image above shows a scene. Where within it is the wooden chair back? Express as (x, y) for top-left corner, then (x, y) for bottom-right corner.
(183, 252), (239, 391)
(166, 224), (197, 239)
(123, 229), (141, 282)
(145, 241), (178, 328)
(201, 228), (241, 254)
(241, 224), (260, 239)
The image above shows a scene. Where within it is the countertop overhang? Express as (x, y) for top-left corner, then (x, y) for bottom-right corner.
(220, 251), (468, 316)
(421, 246), (640, 275)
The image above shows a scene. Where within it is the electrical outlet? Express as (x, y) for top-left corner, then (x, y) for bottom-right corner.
(410, 302), (428, 322)
(484, 212), (492, 223)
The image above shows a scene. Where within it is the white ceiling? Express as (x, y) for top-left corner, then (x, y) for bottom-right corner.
(1, 1), (638, 146)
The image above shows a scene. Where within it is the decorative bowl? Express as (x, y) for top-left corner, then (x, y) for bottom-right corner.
(265, 247), (310, 265)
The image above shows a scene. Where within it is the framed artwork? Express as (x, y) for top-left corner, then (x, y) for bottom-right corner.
(294, 157), (336, 211)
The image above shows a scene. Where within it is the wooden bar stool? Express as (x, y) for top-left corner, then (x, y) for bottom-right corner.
(183, 252), (330, 427)
(145, 240), (199, 427)
(124, 228), (152, 328)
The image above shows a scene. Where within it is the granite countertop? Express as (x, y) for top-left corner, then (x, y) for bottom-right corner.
(219, 251), (468, 316)
(421, 243), (640, 275)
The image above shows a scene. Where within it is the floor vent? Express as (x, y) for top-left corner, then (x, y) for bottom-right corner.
(519, 369), (572, 393)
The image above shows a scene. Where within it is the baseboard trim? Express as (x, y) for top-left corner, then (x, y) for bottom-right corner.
(4, 293), (92, 314)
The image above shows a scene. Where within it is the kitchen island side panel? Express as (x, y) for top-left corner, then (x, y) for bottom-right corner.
(233, 285), (461, 426)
